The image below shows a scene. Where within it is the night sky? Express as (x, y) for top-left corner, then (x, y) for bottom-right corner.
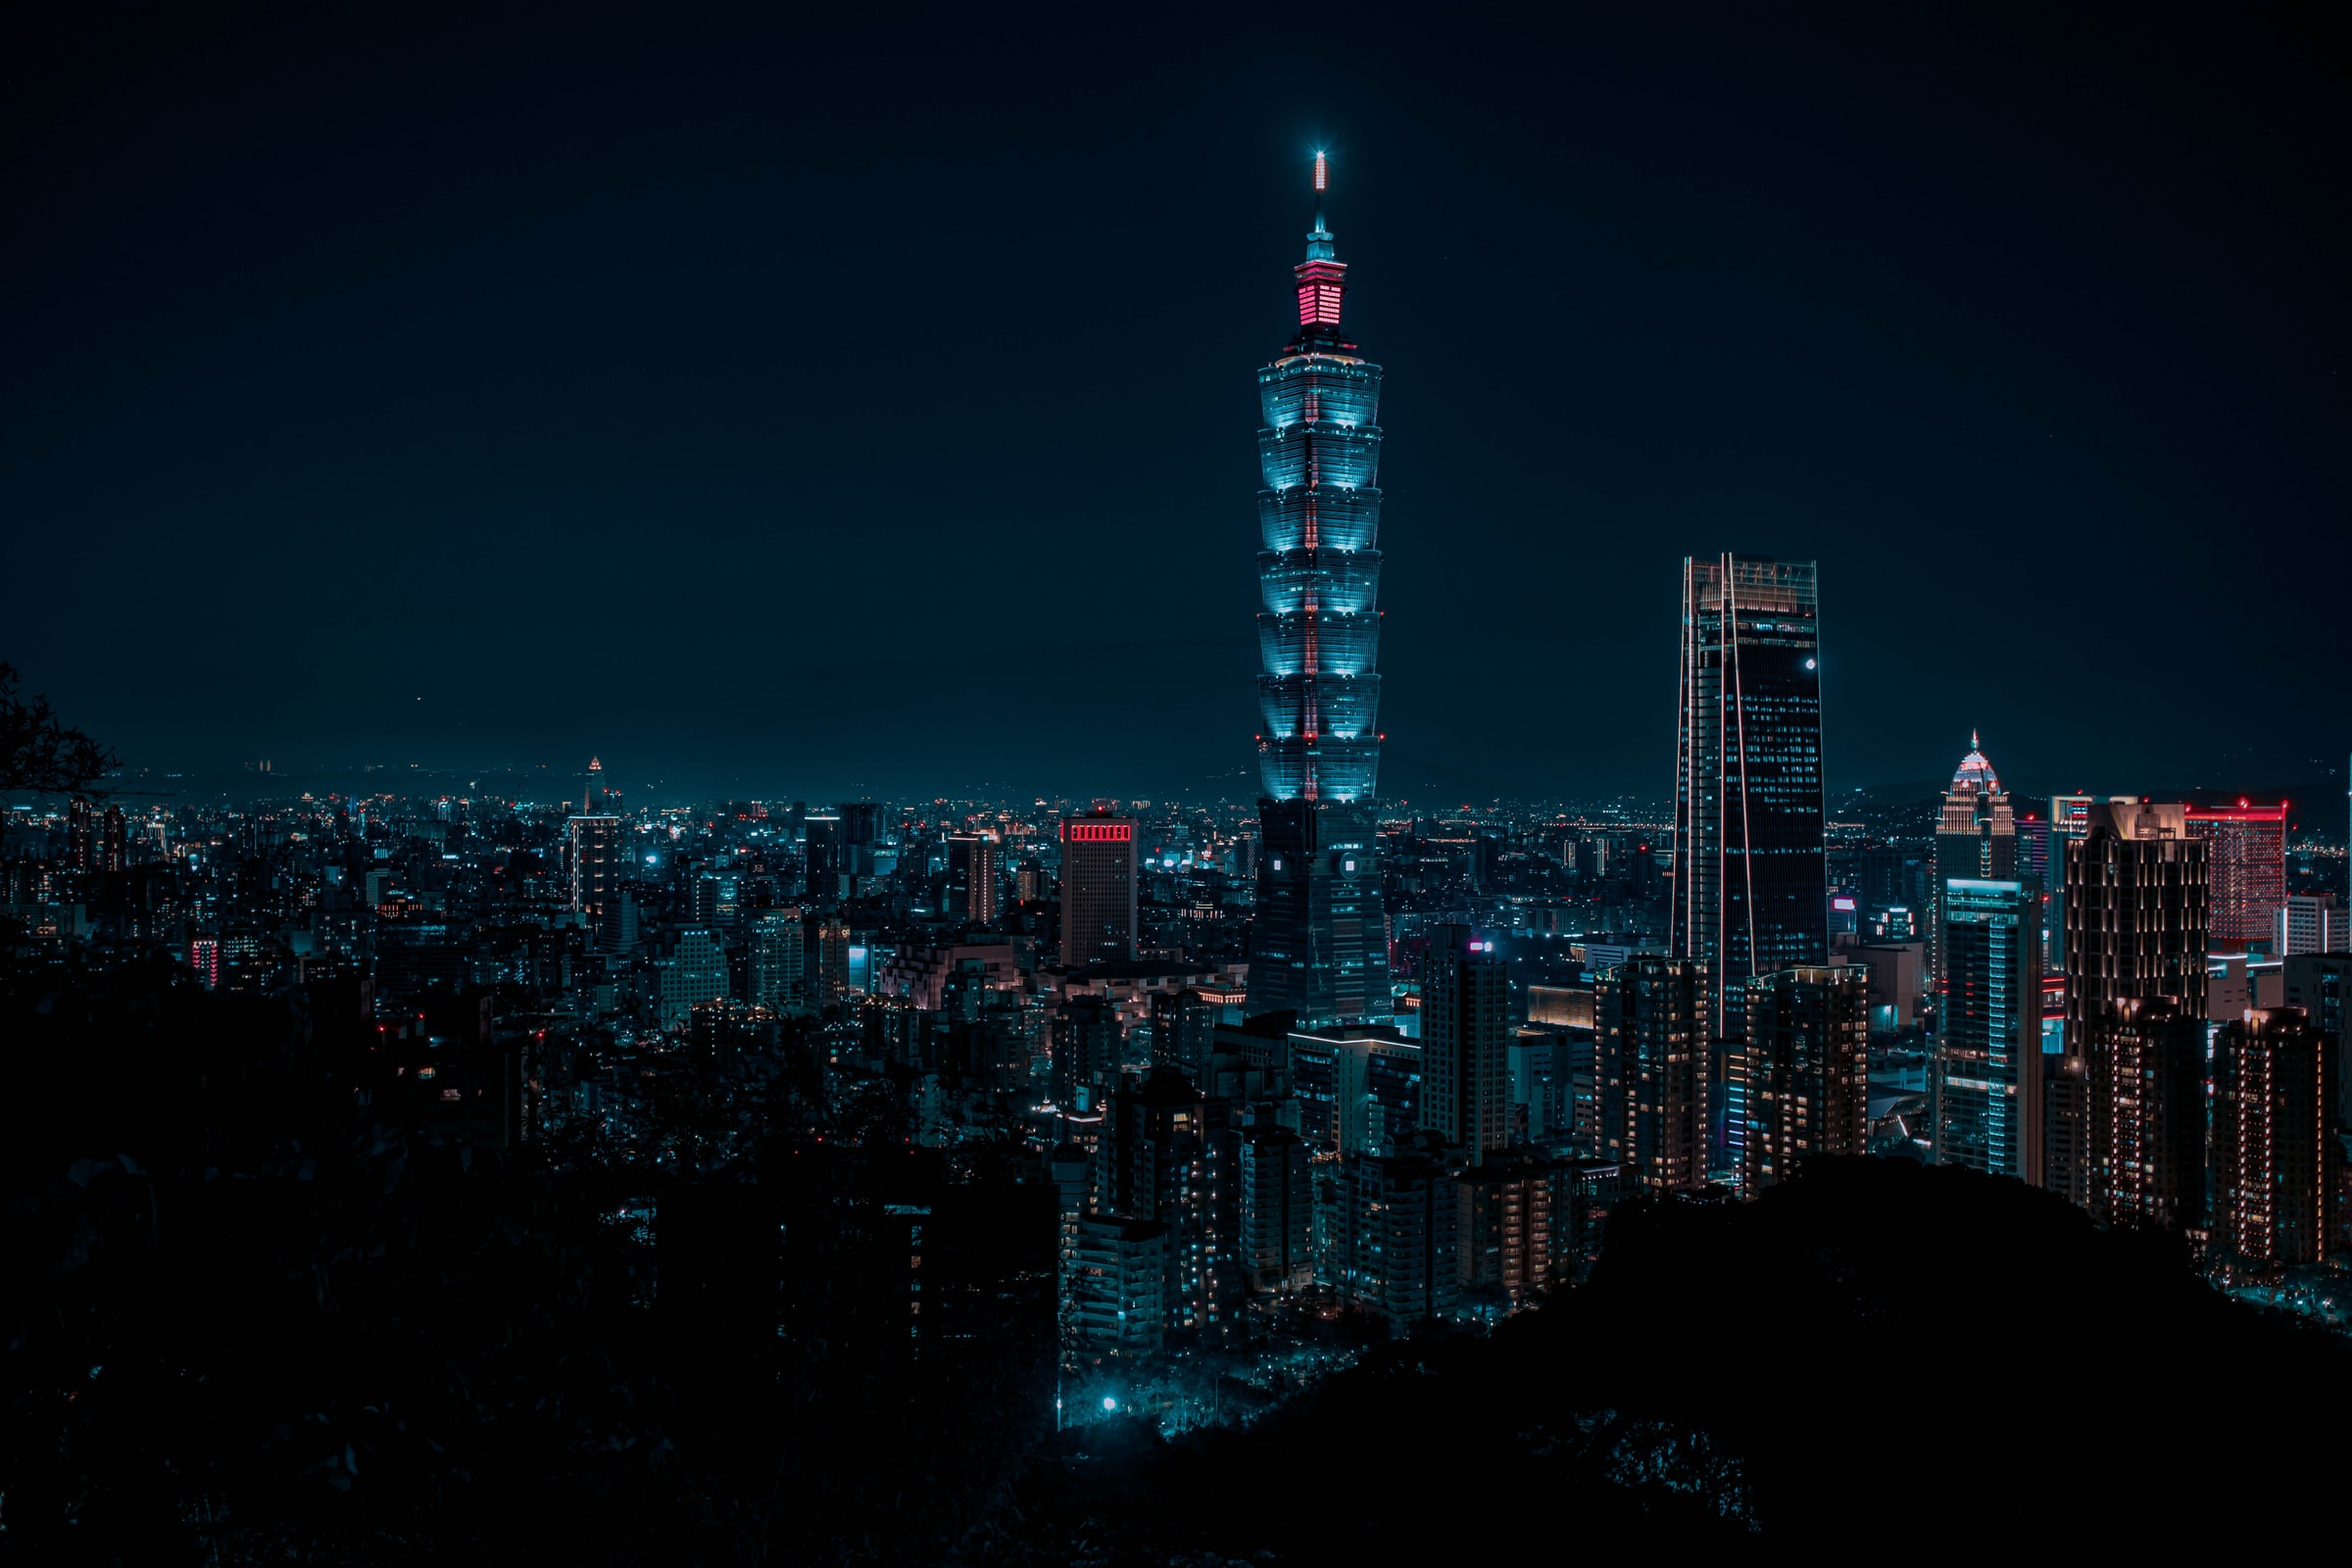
(5, 6), (2346, 805)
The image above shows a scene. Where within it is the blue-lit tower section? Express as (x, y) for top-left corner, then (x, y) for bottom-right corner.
(1250, 156), (1392, 1029)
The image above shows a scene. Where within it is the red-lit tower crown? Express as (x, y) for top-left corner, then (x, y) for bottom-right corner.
(1295, 160), (1348, 331)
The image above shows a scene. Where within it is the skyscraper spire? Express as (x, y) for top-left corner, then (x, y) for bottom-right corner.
(1248, 152), (1392, 1027)
(1296, 154), (1346, 327)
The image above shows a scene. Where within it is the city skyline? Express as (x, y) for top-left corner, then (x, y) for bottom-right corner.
(7, 9), (2352, 1559)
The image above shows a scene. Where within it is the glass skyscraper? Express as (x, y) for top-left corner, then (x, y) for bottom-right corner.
(1669, 554), (1828, 1031)
(1935, 878), (2042, 1184)
(1249, 155), (1392, 1027)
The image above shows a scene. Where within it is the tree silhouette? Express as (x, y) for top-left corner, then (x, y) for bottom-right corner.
(0, 661), (117, 797)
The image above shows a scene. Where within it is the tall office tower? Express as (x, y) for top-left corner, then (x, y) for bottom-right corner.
(812, 915), (852, 1012)
(1249, 156), (1393, 1029)
(1059, 811), (1137, 964)
(2212, 1007), (2338, 1270)
(2277, 895), (2341, 956)
(1597, 955), (1713, 1192)
(1419, 923), (1510, 1161)
(804, 813), (844, 900)
(1934, 879), (2044, 1184)
(1932, 735), (2017, 988)
(97, 803), (126, 873)
(946, 831), (1003, 924)
(566, 813), (621, 917)
(2186, 801), (2287, 951)
(841, 802), (882, 880)
(1741, 964), (1870, 1193)
(1669, 554), (1828, 1033)
(750, 906), (806, 1015)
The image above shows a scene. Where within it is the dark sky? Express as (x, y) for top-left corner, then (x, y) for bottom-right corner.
(5, 5), (2347, 805)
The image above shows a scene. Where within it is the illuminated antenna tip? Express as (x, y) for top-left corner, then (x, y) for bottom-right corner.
(1313, 152), (1327, 191)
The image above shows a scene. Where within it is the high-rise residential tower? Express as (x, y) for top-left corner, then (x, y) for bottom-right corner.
(805, 813), (844, 901)
(1248, 155), (1392, 1028)
(2064, 800), (2209, 1226)
(1669, 555), (1828, 1034)
(1060, 810), (1137, 964)
(2185, 801), (2287, 952)
(947, 831), (1003, 925)
(567, 813), (622, 918)
(2276, 894), (2342, 956)
(1932, 734), (2017, 988)
(1418, 924), (1510, 1161)
(2064, 801), (2209, 1030)
(2212, 1006), (2338, 1270)
(750, 906), (806, 1015)
(1741, 964), (1870, 1193)
(1597, 955), (1713, 1193)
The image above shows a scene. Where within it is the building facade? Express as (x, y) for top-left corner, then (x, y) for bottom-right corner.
(2186, 802), (2287, 952)
(2063, 800), (2209, 1225)
(1236, 1125), (1313, 1294)
(946, 831), (1003, 925)
(2211, 1006), (2339, 1270)
(1597, 955), (1713, 1193)
(1101, 1068), (1241, 1341)
(2064, 800), (2208, 1031)
(750, 906), (806, 1015)
(658, 929), (731, 1027)
(1059, 812), (1137, 964)
(1936, 878), (2044, 1185)
(1336, 1147), (1457, 1332)
(2085, 996), (2208, 1232)
(1932, 735), (2017, 989)
(567, 814), (622, 918)
(2276, 894), (2342, 957)
(1669, 554), (1828, 1033)
(1248, 157), (1393, 1029)
(1419, 923), (1510, 1160)
(1742, 963), (1870, 1193)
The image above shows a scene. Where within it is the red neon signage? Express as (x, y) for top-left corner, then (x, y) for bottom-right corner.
(1062, 821), (1133, 844)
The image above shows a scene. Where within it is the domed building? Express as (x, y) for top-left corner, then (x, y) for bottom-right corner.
(1933, 732), (2016, 987)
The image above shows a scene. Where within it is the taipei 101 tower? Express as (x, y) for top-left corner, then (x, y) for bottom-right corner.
(1247, 153), (1392, 1027)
